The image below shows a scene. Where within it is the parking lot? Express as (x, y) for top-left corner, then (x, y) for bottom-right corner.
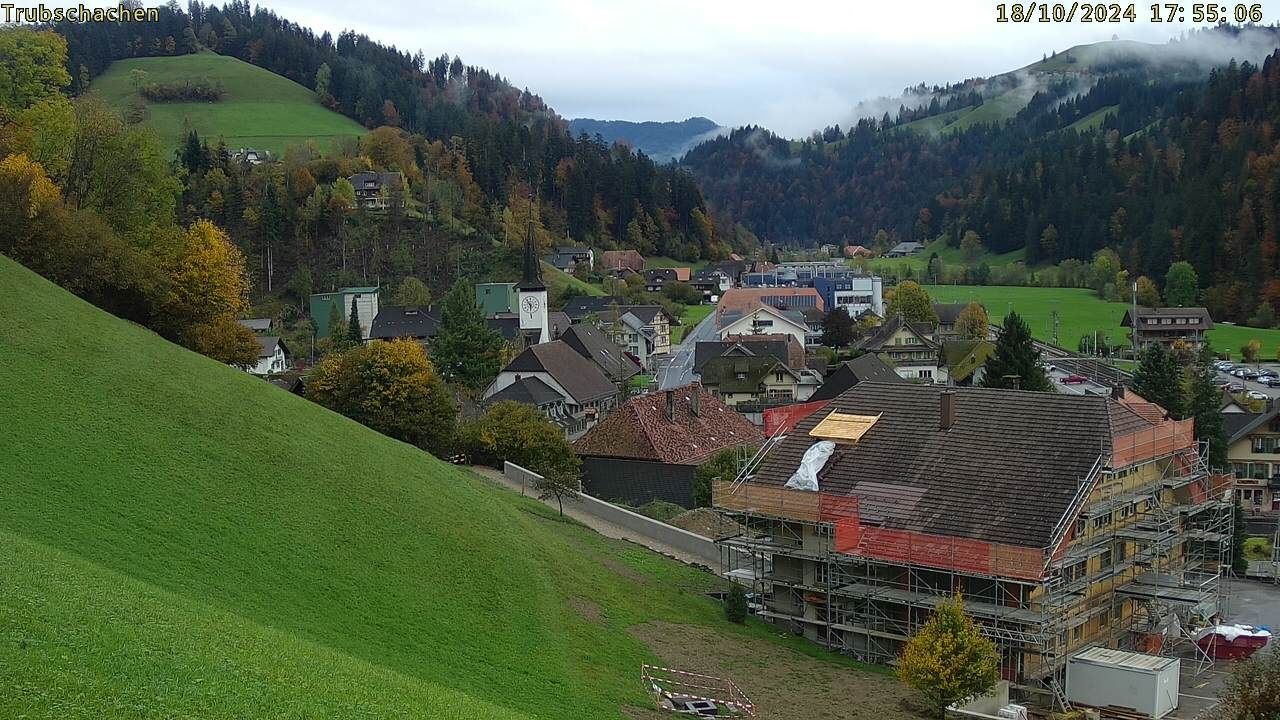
(1215, 360), (1280, 401)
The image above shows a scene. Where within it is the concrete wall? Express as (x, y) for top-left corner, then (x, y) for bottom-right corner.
(581, 456), (695, 508)
(504, 461), (721, 568)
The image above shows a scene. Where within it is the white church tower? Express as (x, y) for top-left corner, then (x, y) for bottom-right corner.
(517, 206), (549, 345)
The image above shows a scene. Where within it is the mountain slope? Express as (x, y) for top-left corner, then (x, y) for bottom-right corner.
(0, 254), (770, 719)
(91, 52), (366, 155)
(568, 117), (724, 161)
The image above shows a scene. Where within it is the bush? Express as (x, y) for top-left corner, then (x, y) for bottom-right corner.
(139, 77), (225, 102)
(724, 583), (748, 624)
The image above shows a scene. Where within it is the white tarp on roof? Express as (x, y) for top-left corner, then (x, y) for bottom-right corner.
(784, 441), (835, 491)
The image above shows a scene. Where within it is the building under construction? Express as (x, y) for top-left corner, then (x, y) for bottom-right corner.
(714, 383), (1233, 709)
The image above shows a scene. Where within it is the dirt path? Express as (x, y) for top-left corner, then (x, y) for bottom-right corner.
(468, 465), (715, 568)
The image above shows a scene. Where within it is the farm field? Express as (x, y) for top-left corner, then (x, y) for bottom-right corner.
(91, 52), (365, 156)
(925, 284), (1280, 357)
(865, 238), (1026, 277)
(0, 255), (908, 719)
(673, 303), (714, 343)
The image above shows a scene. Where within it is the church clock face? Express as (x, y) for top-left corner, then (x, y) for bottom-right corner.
(521, 296), (541, 314)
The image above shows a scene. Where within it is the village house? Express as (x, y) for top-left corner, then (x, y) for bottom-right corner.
(854, 313), (944, 382)
(562, 296), (674, 366)
(699, 354), (822, 407)
(248, 336), (291, 376)
(1225, 402), (1280, 520)
(885, 241), (924, 257)
(933, 302), (979, 340)
(599, 249), (645, 273)
(695, 335), (806, 376)
(1121, 307), (1214, 350)
(844, 245), (873, 259)
(715, 383), (1230, 699)
(310, 286), (380, 340)
(716, 303), (812, 347)
(574, 384), (764, 507)
(347, 171), (406, 210)
(238, 317), (274, 334)
(558, 323), (644, 384)
(691, 268), (733, 303)
(484, 340), (620, 438)
(546, 246), (594, 272)
(642, 267), (692, 293)
(368, 306), (439, 343)
(807, 353), (903, 402)
(942, 339), (996, 386)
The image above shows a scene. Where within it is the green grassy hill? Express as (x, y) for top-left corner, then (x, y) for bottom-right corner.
(0, 254), (895, 718)
(926, 284), (1280, 357)
(91, 52), (365, 156)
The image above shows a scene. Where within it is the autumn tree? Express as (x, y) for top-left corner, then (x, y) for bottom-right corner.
(954, 302), (989, 340)
(391, 275), (432, 306)
(155, 219), (249, 335)
(1164, 261), (1199, 307)
(0, 27), (72, 113)
(981, 311), (1050, 392)
(959, 230), (983, 262)
(898, 594), (1000, 715)
(887, 281), (938, 324)
(188, 315), (260, 369)
(431, 278), (505, 392)
(459, 400), (580, 488)
(1242, 339), (1262, 365)
(1135, 275), (1161, 307)
(307, 338), (457, 456)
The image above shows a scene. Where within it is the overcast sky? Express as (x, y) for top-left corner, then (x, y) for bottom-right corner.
(256, 0), (1276, 137)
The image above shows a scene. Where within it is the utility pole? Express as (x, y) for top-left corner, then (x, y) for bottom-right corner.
(1130, 279), (1139, 359)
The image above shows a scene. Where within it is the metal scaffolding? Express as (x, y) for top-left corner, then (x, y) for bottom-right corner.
(714, 422), (1232, 712)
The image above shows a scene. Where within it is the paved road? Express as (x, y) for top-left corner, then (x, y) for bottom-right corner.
(657, 310), (719, 390)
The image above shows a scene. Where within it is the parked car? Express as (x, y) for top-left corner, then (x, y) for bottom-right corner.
(1060, 374), (1087, 385)
(1228, 383), (1246, 393)
(1242, 370), (1261, 380)
(1214, 379), (1233, 389)
(1259, 369), (1278, 378)
(1260, 377), (1280, 388)
(1247, 390), (1269, 401)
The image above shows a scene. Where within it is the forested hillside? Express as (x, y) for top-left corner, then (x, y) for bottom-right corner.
(52, 1), (746, 290)
(567, 116), (724, 161)
(684, 26), (1280, 323)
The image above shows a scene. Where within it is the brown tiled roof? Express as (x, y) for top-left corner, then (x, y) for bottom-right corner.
(722, 333), (806, 369)
(746, 383), (1160, 549)
(503, 340), (618, 404)
(574, 384), (765, 465)
(717, 287), (826, 317)
(600, 249), (645, 272)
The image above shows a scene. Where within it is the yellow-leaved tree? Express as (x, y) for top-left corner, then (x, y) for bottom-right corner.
(898, 594), (1000, 716)
(307, 339), (457, 456)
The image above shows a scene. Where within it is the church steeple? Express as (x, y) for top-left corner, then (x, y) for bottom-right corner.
(516, 191), (549, 345)
(518, 195), (544, 291)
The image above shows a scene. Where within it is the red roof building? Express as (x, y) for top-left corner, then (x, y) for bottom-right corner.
(574, 384), (764, 507)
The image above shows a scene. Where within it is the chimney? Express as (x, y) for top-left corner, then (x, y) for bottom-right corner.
(665, 389), (675, 422)
(939, 390), (956, 431)
(690, 388), (701, 417)
(1111, 384), (1125, 401)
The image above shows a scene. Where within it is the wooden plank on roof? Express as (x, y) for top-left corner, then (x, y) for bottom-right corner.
(809, 412), (881, 443)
